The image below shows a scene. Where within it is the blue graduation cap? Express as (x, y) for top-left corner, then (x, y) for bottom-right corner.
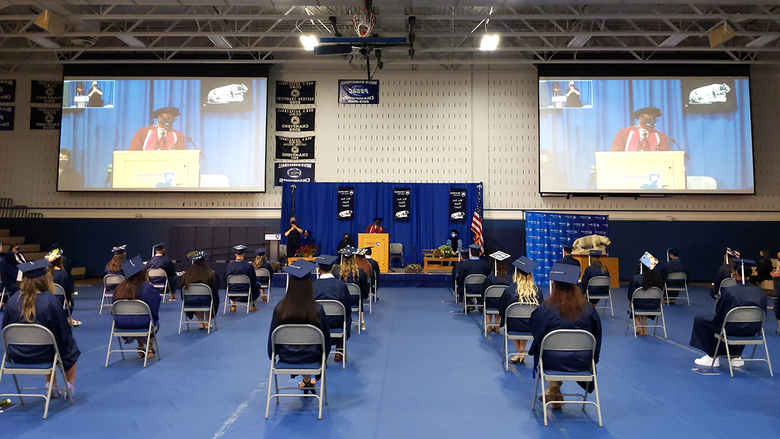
(122, 255), (145, 278)
(469, 243), (482, 250)
(339, 246), (355, 257)
(256, 248), (267, 257)
(283, 259), (317, 279)
(640, 252), (658, 270)
(188, 251), (206, 262)
(112, 245), (127, 255)
(563, 244), (573, 253)
(313, 255), (338, 267)
(18, 259), (50, 279)
(548, 263), (579, 285)
(153, 243), (165, 252)
(667, 247), (679, 257)
(512, 256), (538, 275)
(233, 245), (247, 255)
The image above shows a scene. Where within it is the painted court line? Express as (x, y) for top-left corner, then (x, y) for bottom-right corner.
(212, 380), (268, 439)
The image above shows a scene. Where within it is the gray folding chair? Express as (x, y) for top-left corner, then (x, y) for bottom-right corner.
(255, 267), (272, 302)
(463, 274), (487, 314)
(179, 283), (217, 335)
(625, 287), (667, 339)
(532, 329), (602, 427)
(482, 285), (505, 337)
(714, 278), (738, 312)
(100, 274), (125, 315)
(53, 283), (71, 319)
(503, 302), (538, 371)
(347, 283), (362, 335)
(317, 299), (347, 369)
(105, 300), (160, 368)
(712, 306), (773, 378)
(365, 275), (374, 315)
(586, 276), (613, 317)
(147, 268), (170, 302)
(265, 324), (328, 419)
(224, 274), (252, 315)
(664, 272), (690, 306)
(388, 243), (404, 270)
(0, 324), (74, 419)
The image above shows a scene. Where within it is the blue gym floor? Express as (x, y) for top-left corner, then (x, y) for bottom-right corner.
(1, 282), (778, 439)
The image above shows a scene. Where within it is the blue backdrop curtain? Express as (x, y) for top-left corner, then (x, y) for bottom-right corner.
(280, 182), (480, 266)
(59, 79), (267, 189)
(539, 78), (753, 190)
(525, 211), (609, 285)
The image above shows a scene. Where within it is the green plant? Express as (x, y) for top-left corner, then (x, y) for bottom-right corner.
(432, 244), (455, 258)
(405, 263), (423, 273)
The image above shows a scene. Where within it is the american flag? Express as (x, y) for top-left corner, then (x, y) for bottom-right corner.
(471, 184), (484, 246)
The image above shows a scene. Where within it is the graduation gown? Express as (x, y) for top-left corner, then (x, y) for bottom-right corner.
(182, 271), (220, 315)
(626, 273), (663, 318)
(2, 291), (81, 370)
(312, 276), (352, 341)
(52, 268), (75, 312)
(580, 265), (609, 304)
(661, 259), (691, 298)
(112, 283), (161, 330)
(225, 259), (259, 303)
(481, 273), (513, 309)
(267, 304), (331, 365)
(711, 264), (732, 299)
(556, 255), (581, 268)
(455, 258), (490, 296)
(147, 254), (179, 292)
(254, 262), (273, 288)
(497, 283), (544, 332)
(332, 266), (370, 306)
(690, 283), (767, 357)
(0, 254), (20, 296)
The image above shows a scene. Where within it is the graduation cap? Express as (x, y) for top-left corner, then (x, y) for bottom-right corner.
(548, 263), (580, 285)
(354, 248), (367, 256)
(152, 106), (180, 118)
(283, 259), (317, 279)
(153, 243), (165, 252)
(363, 246), (373, 255)
(490, 251), (511, 261)
(562, 244), (573, 253)
(726, 247), (740, 258)
(256, 248), (267, 257)
(373, 217), (383, 222)
(512, 256), (538, 275)
(313, 255), (338, 267)
(339, 246), (355, 257)
(187, 250), (206, 262)
(112, 245), (127, 255)
(667, 247), (679, 257)
(45, 247), (63, 262)
(640, 251), (658, 270)
(233, 245), (247, 255)
(18, 259), (50, 279)
(122, 255), (145, 278)
(632, 107), (662, 119)
(468, 243), (482, 255)
(732, 258), (756, 285)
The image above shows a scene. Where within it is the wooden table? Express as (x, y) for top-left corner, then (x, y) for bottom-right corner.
(423, 256), (460, 273)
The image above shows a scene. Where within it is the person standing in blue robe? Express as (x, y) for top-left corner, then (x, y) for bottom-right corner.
(146, 243), (180, 301)
(181, 251), (220, 329)
(252, 248), (274, 302)
(312, 255), (351, 363)
(225, 245), (259, 312)
(498, 256), (543, 363)
(112, 255), (162, 358)
(579, 250), (610, 305)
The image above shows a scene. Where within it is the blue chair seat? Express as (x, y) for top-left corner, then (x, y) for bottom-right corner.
(543, 368), (593, 377)
(4, 361), (54, 370)
(507, 330), (532, 337)
(329, 327), (343, 334)
(275, 361), (321, 370)
(113, 327), (150, 334)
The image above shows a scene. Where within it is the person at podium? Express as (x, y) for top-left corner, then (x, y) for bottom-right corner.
(365, 217), (386, 234)
(128, 107), (187, 151)
(610, 107), (670, 152)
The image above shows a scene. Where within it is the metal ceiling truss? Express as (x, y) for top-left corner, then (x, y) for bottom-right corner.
(1, 3), (780, 71)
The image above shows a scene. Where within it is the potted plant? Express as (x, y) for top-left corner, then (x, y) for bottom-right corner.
(405, 263), (423, 273)
(296, 244), (318, 258)
(432, 245), (455, 258)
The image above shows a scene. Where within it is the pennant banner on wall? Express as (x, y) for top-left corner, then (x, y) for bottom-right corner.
(337, 187), (354, 220)
(275, 135), (315, 160)
(0, 106), (15, 131)
(338, 80), (379, 105)
(30, 107), (61, 130)
(30, 80), (63, 104)
(449, 188), (467, 221)
(0, 79), (16, 102)
(393, 188), (411, 220)
(276, 81), (316, 105)
(275, 108), (315, 132)
(274, 162), (315, 186)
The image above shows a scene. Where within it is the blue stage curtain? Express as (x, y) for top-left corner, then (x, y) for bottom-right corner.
(525, 211), (609, 285)
(280, 182), (480, 265)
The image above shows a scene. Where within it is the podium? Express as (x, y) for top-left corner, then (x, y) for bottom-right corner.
(358, 233), (389, 273)
(112, 150), (200, 189)
(595, 151), (686, 190)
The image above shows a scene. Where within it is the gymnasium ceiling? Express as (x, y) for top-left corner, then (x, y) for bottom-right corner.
(1, 1), (780, 71)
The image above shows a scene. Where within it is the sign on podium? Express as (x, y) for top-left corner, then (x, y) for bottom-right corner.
(112, 150), (200, 189)
(595, 151), (686, 190)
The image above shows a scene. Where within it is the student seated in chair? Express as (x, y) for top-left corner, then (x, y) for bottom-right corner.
(252, 248), (274, 302)
(661, 247), (690, 304)
(181, 251), (220, 330)
(579, 250), (609, 305)
(225, 245), (259, 312)
(46, 247), (81, 327)
(147, 243), (179, 301)
(312, 255), (351, 363)
(455, 244), (490, 306)
(627, 254), (664, 336)
(112, 256), (162, 359)
(105, 245), (126, 277)
(498, 256), (543, 363)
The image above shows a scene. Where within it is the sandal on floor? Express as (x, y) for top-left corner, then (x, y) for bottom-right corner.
(230, 305), (237, 312)
(71, 319), (82, 327)
(510, 354), (526, 364)
(199, 323), (207, 330)
(299, 379), (317, 395)
(249, 305), (258, 312)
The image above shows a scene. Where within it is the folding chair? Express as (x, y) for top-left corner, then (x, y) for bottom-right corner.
(265, 324), (328, 419)
(503, 302), (538, 371)
(179, 283), (217, 335)
(625, 287), (667, 339)
(365, 275), (373, 315)
(664, 272), (690, 306)
(532, 329), (602, 427)
(712, 306), (773, 378)
(316, 299), (347, 369)
(53, 283), (71, 319)
(0, 324), (74, 419)
(714, 278), (737, 312)
(105, 300), (161, 368)
(147, 268), (170, 302)
(482, 285), (505, 337)
(100, 274), (125, 315)
(388, 243), (404, 270)
(370, 274), (378, 303)
(463, 274), (487, 314)
(224, 274), (252, 315)
(0, 285), (6, 308)
(255, 267), (272, 303)
(586, 276), (613, 317)
(347, 283), (362, 335)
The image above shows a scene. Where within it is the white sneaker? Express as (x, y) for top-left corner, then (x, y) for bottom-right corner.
(694, 354), (719, 367)
(730, 357), (745, 368)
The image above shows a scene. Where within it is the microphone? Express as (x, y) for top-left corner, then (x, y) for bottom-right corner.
(103, 164), (112, 188)
(186, 136), (204, 158)
(669, 137), (690, 160)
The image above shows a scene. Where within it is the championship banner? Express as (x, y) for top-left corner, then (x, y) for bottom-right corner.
(338, 80), (379, 105)
(0, 80), (16, 102)
(275, 108), (315, 132)
(274, 162), (315, 186)
(393, 188), (411, 220)
(275, 135), (315, 160)
(276, 81), (316, 105)
(337, 187), (354, 220)
(30, 107), (61, 130)
(30, 80), (63, 104)
(449, 188), (467, 221)
(0, 106), (14, 131)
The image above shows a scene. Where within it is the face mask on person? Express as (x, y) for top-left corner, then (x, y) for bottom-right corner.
(158, 116), (175, 129)
(638, 115), (656, 129)
(451, 234), (457, 238)
(290, 220), (296, 225)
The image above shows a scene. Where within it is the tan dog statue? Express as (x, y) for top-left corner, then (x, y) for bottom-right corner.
(572, 234), (611, 255)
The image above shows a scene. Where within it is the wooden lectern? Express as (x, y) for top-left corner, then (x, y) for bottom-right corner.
(112, 150), (200, 189)
(358, 233), (389, 273)
(595, 151), (686, 190)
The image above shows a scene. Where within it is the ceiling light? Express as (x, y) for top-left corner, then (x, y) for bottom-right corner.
(300, 35), (319, 51)
(659, 34), (688, 47)
(117, 34), (146, 48)
(567, 35), (591, 48)
(746, 35), (780, 48)
(479, 34), (499, 51)
(208, 36), (233, 49)
(27, 35), (60, 49)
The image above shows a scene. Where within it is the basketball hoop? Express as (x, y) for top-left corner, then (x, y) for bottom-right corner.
(353, 8), (375, 38)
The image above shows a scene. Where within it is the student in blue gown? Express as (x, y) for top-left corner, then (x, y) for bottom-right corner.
(46, 248), (81, 327)
(112, 255), (162, 358)
(711, 249), (738, 300)
(312, 255), (351, 363)
(333, 246), (369, 330)
(181, 251), (220, 330)
(498, 256), (543, 363)
(482, 254), (513, 333)
(556, 244), (581, 268)
(268, 260), (330, 394)
(1, 242), (27, 299)
(225, 245), (259, 312)
(660, 247), (690, 304)
(252, 248), (274, 302)
(364, 247), (380, 295)
(2, 259), (80, 396)
(456, 244), (490, 307)
(627, 254), (664, 336)
(147, 243), (180, 301)
(579, 250), (610, 305)
(529, 263), (602, 409)
(105, 245), (126, 276)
